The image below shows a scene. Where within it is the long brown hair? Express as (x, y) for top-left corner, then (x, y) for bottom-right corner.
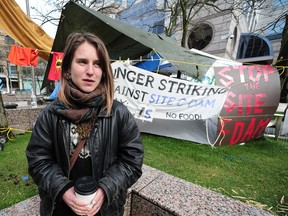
(58, 32), (114, 114)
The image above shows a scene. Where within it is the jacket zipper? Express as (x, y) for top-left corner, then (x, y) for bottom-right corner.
(91, 122), (98, 178)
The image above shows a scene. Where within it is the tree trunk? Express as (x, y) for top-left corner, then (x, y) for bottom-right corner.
(0, 92), (9, 128)
(277, 14), (288, 103)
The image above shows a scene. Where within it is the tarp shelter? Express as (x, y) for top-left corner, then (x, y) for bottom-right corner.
(42, 0), (216, 89)
(0, 0), (53, 60)
(113, 62), (280, 146)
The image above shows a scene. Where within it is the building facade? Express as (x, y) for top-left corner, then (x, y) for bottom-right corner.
(0, 30), (19, 94)
(103, 0), (286, 66)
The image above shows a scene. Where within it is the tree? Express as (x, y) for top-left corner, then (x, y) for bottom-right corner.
(31, 0), (132, 30)
(238, 0), (288, 102)
(163, 0), (234, 47)
(278, 13), (288, 73)
(276, 14), (288, 102)
(116, 0), (235, 47)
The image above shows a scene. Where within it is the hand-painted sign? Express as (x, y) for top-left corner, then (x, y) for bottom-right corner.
(112, 62), (229, 122)
(215, 65), (280, 146)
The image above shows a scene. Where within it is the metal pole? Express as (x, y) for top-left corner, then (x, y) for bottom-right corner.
(25, 0), (36, 94)
(31, 66), (36, 94)
(25, 0), (30, 17)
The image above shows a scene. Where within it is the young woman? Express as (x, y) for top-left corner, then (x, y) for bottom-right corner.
(26, 32), (144, 216)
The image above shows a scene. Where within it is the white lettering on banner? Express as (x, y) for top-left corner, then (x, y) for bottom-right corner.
(112, 62), (229, 122)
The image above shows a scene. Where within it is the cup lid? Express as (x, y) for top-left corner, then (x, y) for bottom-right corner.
(74, 176), (98, 195)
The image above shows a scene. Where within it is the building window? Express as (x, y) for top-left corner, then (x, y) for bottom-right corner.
(188, 24), (213, 50)
(152, 19), (165, 34)
(11, 79), (19, 89)
(237, 33), (272, 59)
(4, 35), (14, 45)
(0, 77), (7, 89)
(9, 65), (17, 76)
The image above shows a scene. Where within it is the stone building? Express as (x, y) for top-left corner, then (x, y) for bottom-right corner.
(97, 0), (286, 66)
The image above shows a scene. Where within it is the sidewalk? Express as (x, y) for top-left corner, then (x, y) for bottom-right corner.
(0, 195), (40, 215)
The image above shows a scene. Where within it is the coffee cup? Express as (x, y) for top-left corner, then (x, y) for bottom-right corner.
(74, 176), (98, 206)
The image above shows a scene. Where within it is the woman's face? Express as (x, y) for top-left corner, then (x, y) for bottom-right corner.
(70, 41), (103, 93)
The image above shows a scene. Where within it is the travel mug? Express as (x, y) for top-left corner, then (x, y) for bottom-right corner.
(74, 176), (98, 206)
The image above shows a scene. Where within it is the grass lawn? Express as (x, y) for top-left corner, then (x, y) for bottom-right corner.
(0, 132), (38, 210)
(0, 132), (288, 215)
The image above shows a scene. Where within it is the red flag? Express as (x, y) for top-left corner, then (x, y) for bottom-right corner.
(48, 52), (64, 81)
(7, 45), (39, 66)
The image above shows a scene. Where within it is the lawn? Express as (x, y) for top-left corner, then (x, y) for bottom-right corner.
(0, 132), (288, 215)
(0, 132), (38, 209)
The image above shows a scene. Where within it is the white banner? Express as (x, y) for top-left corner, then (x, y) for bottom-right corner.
(112, 62), (229, 122)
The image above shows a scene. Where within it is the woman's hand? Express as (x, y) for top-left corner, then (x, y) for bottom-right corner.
(62, 187), (91, 215)
(86, 187), (105, 216)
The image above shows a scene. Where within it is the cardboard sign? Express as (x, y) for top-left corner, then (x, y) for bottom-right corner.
(112, 62), (229, 122)
(215, 65), (280, 146)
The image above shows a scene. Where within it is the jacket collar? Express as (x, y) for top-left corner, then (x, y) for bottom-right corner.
(98, 106), (113, 118)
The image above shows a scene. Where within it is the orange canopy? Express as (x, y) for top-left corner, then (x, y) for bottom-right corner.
(0, 0), (53, 60)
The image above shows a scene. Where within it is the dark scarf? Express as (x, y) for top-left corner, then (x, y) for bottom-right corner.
(52, 81), (104, 125)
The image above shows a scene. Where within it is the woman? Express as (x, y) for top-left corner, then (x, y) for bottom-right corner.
(26, 32), (144, 216)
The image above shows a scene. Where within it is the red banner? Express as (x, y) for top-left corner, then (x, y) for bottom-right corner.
(48, 52), (64, 81)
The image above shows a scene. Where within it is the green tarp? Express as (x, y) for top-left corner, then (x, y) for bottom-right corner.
(42, 0), (215, 89)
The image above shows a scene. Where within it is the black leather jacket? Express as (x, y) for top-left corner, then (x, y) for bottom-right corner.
(26, 100), (144, 216)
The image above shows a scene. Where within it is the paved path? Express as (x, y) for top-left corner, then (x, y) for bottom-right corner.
(0, 195), (40, 215)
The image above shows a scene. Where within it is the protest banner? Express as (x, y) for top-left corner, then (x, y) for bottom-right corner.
(215, 65), (280, 145)
(112, 62), (229, 122)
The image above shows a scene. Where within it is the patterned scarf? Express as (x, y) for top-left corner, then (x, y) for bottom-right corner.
(52, 81), (104, 126)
